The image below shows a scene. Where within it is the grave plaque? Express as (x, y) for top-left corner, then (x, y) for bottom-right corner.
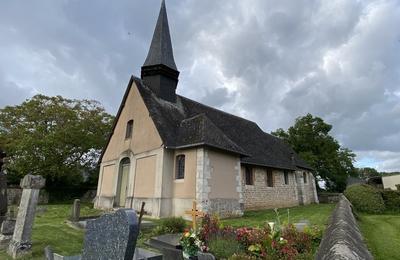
(81, 208), (139, 260)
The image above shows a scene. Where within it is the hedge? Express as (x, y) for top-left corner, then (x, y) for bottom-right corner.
(344, 184), (385, 213)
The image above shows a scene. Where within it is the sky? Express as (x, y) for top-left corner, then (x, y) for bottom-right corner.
(1, 0), (400, 172)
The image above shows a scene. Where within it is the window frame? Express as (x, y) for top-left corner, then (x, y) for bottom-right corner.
(266, 169), (274, 187)
(125, 120), (134, 139)
(303, 172), (308, 184)
(284, 170), (289, 185)
(175, 154), (185, 180)
(245, 166), (254, 185)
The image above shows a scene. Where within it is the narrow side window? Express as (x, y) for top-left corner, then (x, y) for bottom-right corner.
(175, 155), (185, 179)
(125, 120), (134, 139)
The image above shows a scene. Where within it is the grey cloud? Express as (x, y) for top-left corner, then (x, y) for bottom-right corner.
(0, 0), (400, 170)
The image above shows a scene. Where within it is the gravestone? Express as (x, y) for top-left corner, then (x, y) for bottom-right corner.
(0, 149), (7, 226)
(147, 233), (182, 251)
(81, 208), (139, 260)
(0, 208), (17, 250)
(70, 199), (81, 222)
(294, 219), (310, 232)
(45, 209), (162, 260)
(8, 174), (46, 259)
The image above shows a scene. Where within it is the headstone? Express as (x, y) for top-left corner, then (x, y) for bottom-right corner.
(0, 149), (7, 226)
(147, 233), (182, 251)
(0, 209), (16, 250)
(70, 199), (81, 222)
(7, 174), (46, 258)
(294, 219), (310, 232)
(198, 252), (216, 260)
(44, 246), (55, 260)
(161, 247), (184, 260)
(81, 208), (139, 260)
(133, 248), (163, 260)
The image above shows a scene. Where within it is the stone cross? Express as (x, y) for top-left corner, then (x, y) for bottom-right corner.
(7, 174), (45, 259)
(0, 149), (7, 226)
(70, 199), (81, 222)
(81, 208), (139, 260)
(185, 201), (205, 231)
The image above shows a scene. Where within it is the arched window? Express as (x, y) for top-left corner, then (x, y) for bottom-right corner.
(175, 155), (185, 179)
(125, 120), (134, 139)
(303, 172), (308, 184)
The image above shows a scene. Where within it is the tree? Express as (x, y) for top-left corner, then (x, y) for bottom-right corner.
(0, 95), (114, 187)
(356, 167), (380, 179)
(272, 113), (356, 192)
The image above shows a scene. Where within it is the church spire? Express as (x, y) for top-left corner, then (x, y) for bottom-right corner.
(141, 0), (180, 102)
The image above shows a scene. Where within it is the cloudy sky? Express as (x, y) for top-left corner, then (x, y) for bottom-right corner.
(1, 0), (400, 171)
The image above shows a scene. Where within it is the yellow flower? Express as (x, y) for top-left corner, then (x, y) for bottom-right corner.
(184, 232), (190, 237)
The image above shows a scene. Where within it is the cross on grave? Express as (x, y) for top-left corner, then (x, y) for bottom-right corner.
(185, 201), (205, 231)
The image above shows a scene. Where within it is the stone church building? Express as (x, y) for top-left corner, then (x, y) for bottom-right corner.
(95, 1), (318, 218)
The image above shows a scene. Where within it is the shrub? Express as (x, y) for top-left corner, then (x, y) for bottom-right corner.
(208, 235), (244, 259)
(153, 217), (187, 235)
(381, 190), (400, 212)
(344, 184), (385, 213)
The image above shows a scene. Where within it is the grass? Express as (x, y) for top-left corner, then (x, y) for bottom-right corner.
(359, 213), (400, 260)
(0, 203), (103, 260)
(222, 203), (335, 230)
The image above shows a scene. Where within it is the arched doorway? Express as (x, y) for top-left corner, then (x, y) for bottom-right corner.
(115, 157), (130, 207)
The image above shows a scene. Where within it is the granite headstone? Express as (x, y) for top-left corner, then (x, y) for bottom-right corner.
(70, 199), (80, 222)
(81, 208), (139, 260)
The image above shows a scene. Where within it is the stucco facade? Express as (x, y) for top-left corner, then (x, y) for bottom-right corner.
(382, 174), (400, 190)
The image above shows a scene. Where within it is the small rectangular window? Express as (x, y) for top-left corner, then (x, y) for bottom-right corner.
(175, 155), (185, 179)
(125, 120), (134, 139)
(266, 169), (274, 187)
(245, 166), (253, 185)
(303, 172), (308, 184)
(284, 170), (289, 185)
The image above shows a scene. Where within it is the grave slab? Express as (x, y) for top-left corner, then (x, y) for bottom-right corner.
(147, 233), (182, 251)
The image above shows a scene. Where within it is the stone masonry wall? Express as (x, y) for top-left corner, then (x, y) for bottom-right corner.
(243, 168), (299, 210)
(315, 195), (373, 260)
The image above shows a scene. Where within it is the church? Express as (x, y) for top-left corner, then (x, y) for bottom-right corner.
(94, 1), (318, 218)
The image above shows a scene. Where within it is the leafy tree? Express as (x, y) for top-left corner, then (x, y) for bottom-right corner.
(0, 95), (114, 187)
(272, 113), (356, 192)
(356, 167), (380, 179)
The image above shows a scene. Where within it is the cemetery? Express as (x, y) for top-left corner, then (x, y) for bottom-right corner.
(1, 1), (400, 260)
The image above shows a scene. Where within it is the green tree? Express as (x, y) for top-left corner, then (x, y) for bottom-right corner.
(0, 95), (114, 187)
(356, 167), (380, 179)
(272, 113), (356, 192)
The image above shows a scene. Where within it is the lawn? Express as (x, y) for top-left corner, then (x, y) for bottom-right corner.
(0, 203), (103, 260)
(359, 213), (400, 260)
(222, 203), (335, 230)
(0, 203), (335, 259)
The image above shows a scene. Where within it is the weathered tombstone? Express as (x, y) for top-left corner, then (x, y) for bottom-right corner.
(81, 208), (139, 260)
(7, 174), (46, 258)
(0, 208), (17, 250)
(294, 219), (310, 232)
(70, 199), (81, 222)
(0, 149), (7, 226)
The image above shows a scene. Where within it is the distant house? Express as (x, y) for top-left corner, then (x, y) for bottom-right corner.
(94, 1), (318, 218)
(382, 174), (400, 190)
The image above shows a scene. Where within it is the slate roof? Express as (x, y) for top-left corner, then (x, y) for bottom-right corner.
(143, 0), (177, 71)
(130, 76), (312, 171)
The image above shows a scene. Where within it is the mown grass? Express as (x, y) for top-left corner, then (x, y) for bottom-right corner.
(0, 203), (103, 260)
(222, 203), (335, 230)
(359, 213), (400, 260)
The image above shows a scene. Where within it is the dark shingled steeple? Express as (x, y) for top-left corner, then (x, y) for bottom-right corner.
(141, 0), (180, 103)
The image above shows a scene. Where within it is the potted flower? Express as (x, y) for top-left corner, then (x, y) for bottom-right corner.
(180, 229), (202, 259)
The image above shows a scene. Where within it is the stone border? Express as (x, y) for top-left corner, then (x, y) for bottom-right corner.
(315, 195), (373, 260)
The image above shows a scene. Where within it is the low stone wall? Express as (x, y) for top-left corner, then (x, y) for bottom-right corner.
(7, 187), (49, 205)
(318, 193), (341, 204)
(315, 195), (373, 260)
